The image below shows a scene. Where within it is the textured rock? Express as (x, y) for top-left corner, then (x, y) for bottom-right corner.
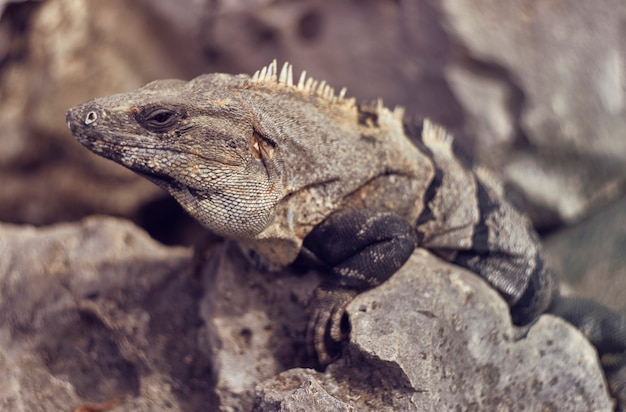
(254, 368), (353, 412)
(199, 241), (319, 410)
(0, 217), (315, 411)
(0, 218), (615, 410)
(255, 250), (614, 411)
(0, 217), (214, 411)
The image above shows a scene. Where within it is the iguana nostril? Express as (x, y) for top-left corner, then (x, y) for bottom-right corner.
(65, 109), (77, 131)
(85, 111), (98, 125)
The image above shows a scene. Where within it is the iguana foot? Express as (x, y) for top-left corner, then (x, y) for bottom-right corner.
(299, 208), (416, 365)
(307, 286), (357, 365)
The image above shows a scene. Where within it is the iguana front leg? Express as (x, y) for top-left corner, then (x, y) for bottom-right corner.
(297, 208), (416, 364)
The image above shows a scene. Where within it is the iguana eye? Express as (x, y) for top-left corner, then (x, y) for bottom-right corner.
(136, 108), (181, 132)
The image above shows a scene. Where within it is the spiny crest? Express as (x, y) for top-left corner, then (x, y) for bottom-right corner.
(420, 119), (456, 159)
(250, 60), (354, 106)
(422, 119), (454, 150)
(360, 98), (407, 123)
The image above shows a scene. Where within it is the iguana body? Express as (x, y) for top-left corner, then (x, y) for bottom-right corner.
(66, 61), (626, 403)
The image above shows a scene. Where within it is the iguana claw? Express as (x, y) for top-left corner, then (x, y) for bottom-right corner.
(307, 287), (357, 365)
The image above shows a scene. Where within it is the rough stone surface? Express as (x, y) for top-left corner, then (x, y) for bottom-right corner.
(255, 250), (613, 411)
(0, 217), (212, 411)
(199, 240), (319, 411)
(254, 369), (353, 412)
(0, 218), (614, 411)
(347, 250), (612, 410)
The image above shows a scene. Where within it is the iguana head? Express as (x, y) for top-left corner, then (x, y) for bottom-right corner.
(66, 61), (356, 239)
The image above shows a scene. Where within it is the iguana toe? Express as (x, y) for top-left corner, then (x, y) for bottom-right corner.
(307, 287), (356, 365)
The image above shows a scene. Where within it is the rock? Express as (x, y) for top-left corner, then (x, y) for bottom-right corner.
(439, 0), (626, 225)
(0, 216), (317, 411)
(0, 0), (199, 226)
(254, 369), (352, 412)
(0, 217), (214, 411)
(0, 218), (614, 410)
(199, 240), (319, 410)
(254, 250), (613, 411)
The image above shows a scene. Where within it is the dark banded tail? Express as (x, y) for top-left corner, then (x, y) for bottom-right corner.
(548, 294), (626, 405)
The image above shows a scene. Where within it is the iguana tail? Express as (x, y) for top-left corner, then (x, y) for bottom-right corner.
(548, 294), (626, 408)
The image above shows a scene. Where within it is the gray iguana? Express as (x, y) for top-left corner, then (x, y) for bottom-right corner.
(66, 60), (626, 404)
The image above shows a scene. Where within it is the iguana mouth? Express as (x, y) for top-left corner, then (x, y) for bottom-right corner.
(135, 169), (180, 191)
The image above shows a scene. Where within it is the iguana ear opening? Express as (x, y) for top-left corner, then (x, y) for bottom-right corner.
(250, 130), (276, 161)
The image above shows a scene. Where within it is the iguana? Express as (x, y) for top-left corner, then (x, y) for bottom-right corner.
(66, 60), (626, 404)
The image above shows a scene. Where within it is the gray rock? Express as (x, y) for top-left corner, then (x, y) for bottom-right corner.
(199, 240), (319, 410)
(439, 0), (626, 224)
(255, 250), (613, 411)
(0, 217), (214, 411)
(0, 218), (614, 410)
(254, 369), (352, 412)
